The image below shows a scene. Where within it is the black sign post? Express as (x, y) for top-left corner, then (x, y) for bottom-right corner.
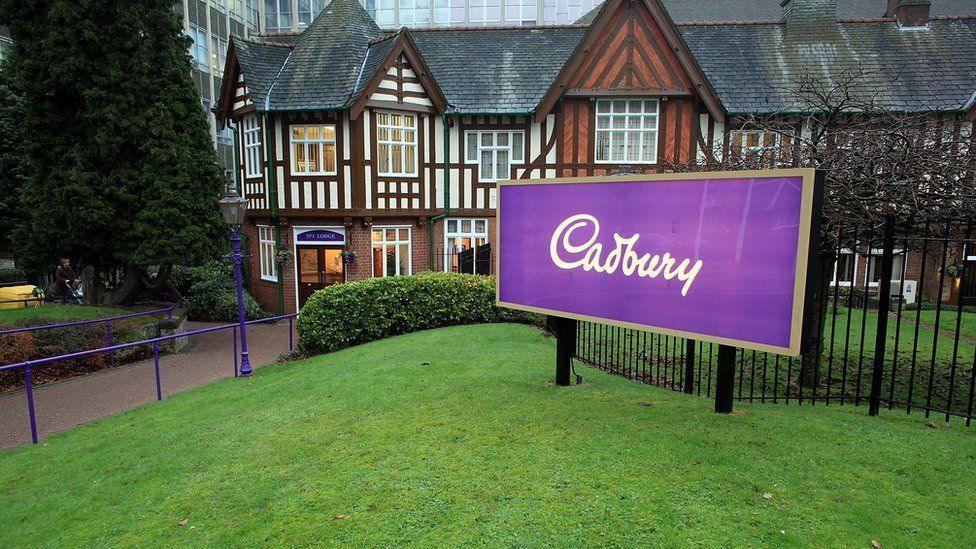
(551, 316), (577, 386)
(714, 344), (736, 413)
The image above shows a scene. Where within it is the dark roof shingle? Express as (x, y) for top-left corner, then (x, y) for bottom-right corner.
(411, 27), (587, 114)
(228, 0), (976, 116)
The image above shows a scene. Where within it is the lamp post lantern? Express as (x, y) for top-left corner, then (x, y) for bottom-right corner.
(218, 187), (252, 377)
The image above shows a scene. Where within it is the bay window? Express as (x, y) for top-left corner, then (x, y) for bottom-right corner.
(258, 226), (277, 282)
(377, 112), (418, 177)
(465, 131), (524, 183)
(290, 124), (337, 175)
(243, 115), (263, 178)
(372, 227), (411, 277)
(595, 99), (659, 164)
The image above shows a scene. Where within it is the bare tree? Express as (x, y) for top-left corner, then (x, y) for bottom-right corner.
(664, 68), (976, 386)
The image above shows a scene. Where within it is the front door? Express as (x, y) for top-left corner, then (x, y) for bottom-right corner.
(297, 246), (344, 308)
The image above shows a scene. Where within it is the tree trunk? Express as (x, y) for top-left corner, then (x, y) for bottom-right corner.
(82, 264), (178, 306)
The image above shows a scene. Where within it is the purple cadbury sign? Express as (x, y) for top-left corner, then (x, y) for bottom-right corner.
(496, 170), (819, 356)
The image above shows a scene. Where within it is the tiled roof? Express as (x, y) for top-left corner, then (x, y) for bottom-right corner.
(352, 32), (399, 99)
(577, 0), (976, 24)
(232, 37), (293, 108)
(229, 0), (976, 116)
(264, 0), (385, 110)
(411, 27), (587, 114)
(681, 18), (976, 114)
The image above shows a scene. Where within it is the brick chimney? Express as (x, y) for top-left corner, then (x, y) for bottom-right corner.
(780, 0), (838, 38)
(886, 0), (932, 27)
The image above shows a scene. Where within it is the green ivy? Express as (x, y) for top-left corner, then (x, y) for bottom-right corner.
(297, 272), (543, 355)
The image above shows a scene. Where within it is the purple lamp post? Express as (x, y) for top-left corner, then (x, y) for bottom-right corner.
(218, 187), (252, 377)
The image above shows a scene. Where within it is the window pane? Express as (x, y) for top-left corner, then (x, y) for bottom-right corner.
(378, 144), (390, 173)
(384, 244), (396, 276)
(512, 133), (523, 161)
(475, 220), (486, 233)
(481, 150), (493, 180)
(496, 149), (509, 181)
(324, 143), (335, 172)
(307, 142), (321, 172)
(293, 126), (306, 140)
(404, 145), (415, 174)
(398, 243), (409, 275)
(466, 133), (478, 162)
(372, 246), (384, 276)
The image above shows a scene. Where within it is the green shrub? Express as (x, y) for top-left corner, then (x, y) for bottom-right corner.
(170, 261), (233, 297)
(182, 276), (268, 322)
(0, 268), (26, 283)
(297, 272), (543, 355)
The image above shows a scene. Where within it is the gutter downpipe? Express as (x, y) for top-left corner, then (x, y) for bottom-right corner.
(264, 111), (284, 316)
(429, 112), (452, 270)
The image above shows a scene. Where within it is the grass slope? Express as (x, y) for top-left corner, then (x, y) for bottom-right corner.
(1, 324), (974, 547)
(0, 304), (133, 324)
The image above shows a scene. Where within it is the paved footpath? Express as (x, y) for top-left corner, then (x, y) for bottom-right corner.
(0, 321), (293, 451)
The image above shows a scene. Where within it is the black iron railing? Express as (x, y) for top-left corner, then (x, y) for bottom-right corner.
(573, 223), (976, 425)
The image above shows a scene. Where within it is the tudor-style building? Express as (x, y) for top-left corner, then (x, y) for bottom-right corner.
(215, 0), (976, 314)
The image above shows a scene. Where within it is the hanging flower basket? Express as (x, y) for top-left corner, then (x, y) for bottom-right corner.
(341, 249), (358, 265)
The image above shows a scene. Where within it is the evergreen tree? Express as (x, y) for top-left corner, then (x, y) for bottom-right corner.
(0, 0), (225, 304)
(0, 57), (28, 256)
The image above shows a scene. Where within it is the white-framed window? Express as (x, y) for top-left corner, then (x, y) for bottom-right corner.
(290, 124), (337, 175)
(243, 115), (263, 178)
(377, 112), (418, 177)
(372, 227), (411, 277)
(445, 218), (489, 272)
(832, 250), (857, 287)
(595, 99), (659, 164)
(867, 249), (907, 287)
(730, 129), (790, 165)
(258, 226), (278, 282)
(465, 131), (524, 183)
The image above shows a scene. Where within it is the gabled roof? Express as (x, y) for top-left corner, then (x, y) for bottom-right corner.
(681, 18), (976, 114)
(411, 27), (587, 114)
(220, 0), (976, 118)
(348, 28), (449, 118)
(536, 0), (725, 123)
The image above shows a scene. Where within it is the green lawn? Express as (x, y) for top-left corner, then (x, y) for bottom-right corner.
(0, 304), (134, 324)
(1, 324), (974, 546)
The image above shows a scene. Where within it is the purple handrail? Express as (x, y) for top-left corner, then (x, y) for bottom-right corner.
(2, 313), (298, 445)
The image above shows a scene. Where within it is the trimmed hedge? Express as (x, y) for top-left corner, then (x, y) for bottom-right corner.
(0, 268), (26, 284)
(297, 272), (543, 355)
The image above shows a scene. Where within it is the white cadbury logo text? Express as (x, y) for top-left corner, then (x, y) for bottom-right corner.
(549, 214), (704, 296)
